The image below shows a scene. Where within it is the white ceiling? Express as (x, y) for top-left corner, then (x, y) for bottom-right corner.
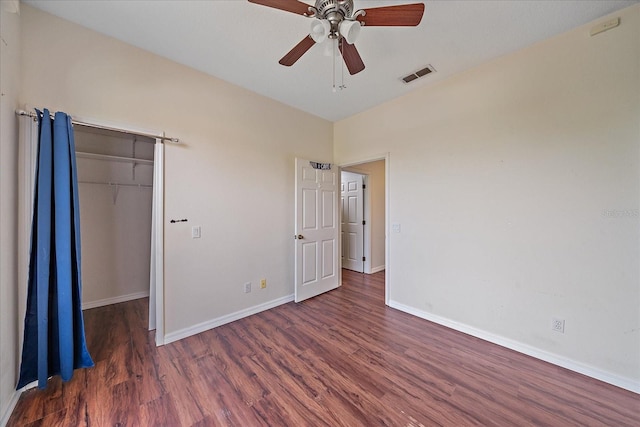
(24, 0), (638, 122)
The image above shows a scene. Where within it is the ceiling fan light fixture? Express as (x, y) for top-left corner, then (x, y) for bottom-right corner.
(249, 0), (426, 81)
(323, 38), (340, 57)
(310, 18), (331, 43)
(339, 19), (361, 44)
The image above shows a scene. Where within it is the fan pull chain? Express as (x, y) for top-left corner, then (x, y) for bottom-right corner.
(340, 46), (346, 90)
(333, 39), (347, 92)
(332, 39), (337, 92)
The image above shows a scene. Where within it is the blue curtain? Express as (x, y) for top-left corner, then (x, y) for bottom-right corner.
(17, 109), (94, 389)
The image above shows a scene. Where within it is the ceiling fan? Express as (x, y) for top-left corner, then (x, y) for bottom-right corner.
(248, 0), (425, 75)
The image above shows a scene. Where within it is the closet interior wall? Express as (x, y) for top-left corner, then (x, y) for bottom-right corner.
(74, 125), (154, 309)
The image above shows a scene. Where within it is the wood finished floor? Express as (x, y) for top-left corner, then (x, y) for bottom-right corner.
(8, 269), (640, 426)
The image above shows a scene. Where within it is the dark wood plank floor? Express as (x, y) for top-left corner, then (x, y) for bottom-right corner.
(8, 269), (640, 426)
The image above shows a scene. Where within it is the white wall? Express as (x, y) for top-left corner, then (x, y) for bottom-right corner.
(75, 129), (154, 308)
(20, 5), (333, 338)
(335, 5), (640, 391)
(0, 1), (21, 423)
(343, 160), (386, 272)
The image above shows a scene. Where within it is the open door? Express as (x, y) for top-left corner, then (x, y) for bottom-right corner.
(341, 171), (364, 272)
(294, 158), (340, 302)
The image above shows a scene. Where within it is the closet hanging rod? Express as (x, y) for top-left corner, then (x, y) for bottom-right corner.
(79, 181), (152, 188)
(15, 109), (180, 143)
(76, 151), (154, 165)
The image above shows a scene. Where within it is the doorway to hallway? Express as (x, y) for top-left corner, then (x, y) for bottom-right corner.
(341, 171), (365, 272)
(340, 159), (386, 275)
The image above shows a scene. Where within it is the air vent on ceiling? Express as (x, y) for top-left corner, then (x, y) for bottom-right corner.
(402, 65), (436, 84)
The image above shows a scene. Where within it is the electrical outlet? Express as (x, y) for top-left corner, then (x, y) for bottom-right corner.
(244, 282), (251, 293)
(260, 279), (267, 289)
(552, 318), (565, 333)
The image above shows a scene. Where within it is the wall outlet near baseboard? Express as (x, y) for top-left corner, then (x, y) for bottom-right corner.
(244, 282), (251, 293)
(552, 318), (565, 333)
(260, 279), (267, 289)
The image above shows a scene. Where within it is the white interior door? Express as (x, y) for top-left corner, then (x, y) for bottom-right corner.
(295, 158), (340, 302)
(341, 171), (364, 272)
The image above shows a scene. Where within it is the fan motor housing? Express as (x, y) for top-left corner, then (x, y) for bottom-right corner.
(315, 0), (354, 19)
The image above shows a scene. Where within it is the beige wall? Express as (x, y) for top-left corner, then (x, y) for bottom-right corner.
(343, 160), (386, 272)
(4, 3), (638, 410)
(20, 5), (333, 337)
(335, 5), (640, 390)
(0, 1), (21, 422)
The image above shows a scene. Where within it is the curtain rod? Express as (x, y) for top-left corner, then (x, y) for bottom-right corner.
(15, 109), (180, 143)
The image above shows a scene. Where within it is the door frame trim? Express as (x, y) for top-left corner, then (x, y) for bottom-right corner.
(338, 153), (390, 305)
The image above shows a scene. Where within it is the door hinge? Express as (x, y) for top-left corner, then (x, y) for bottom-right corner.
(362, 220), (366, 225)
(362, 256), (366, 262)
(362, 184), (366, 189)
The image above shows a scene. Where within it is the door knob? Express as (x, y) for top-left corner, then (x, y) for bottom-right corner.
(295, 234), (304, 240)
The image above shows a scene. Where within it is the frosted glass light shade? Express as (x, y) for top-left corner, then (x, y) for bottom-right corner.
(323, 39), (340, 57)
(310, 18), (331, 43)
(339, 20), (361, 44)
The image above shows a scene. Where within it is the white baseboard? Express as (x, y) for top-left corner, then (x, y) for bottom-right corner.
(370, 265), (385, 274)
(1, 389), (21, 427)
(82, 291), (149, 310)
(388, 300), (640, 394)
(164, 294), (295, 345)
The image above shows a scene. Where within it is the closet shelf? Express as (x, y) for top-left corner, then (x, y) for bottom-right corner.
(76, 151), (153, 165)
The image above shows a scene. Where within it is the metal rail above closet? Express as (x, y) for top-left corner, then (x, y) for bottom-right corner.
(78, 181), (152, 205)
(78, 181), (152, 189)
(76, 151), (154, 165)
(15, 109), (180, 143)
(76, 151), (153, 192)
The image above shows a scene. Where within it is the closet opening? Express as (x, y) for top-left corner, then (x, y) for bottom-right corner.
(17, 110), (168, 373)
(74, 126), (155, 313)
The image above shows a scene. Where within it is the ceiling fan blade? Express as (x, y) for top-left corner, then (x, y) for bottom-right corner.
(357, 3), (425, 26)
(339, 39), (365, 75)
(279, 36), (316, 66)
(248, 0), (312, 16)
